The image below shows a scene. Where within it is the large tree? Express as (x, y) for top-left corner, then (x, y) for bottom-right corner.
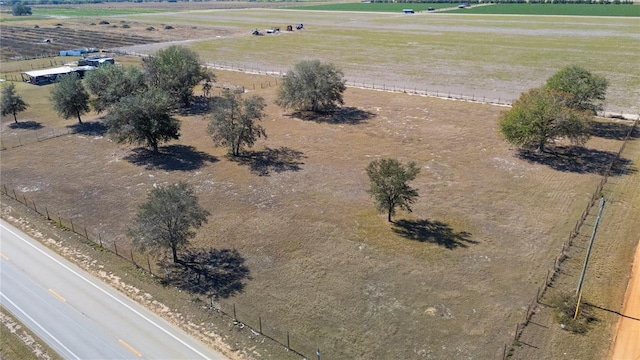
(50, 73), (90, 124)
(12, 2), (31, 16)
(105, 88), (180, 153)
(546, 65), (608, 114)
(84, 64), (146, 113)
(130, 182), (209, 263)
(276, 60), (346, 113)
(142, 45), (210, 107)
(1, 83), (28, 123)
(499, 87), (591, 153)
(208, 90), (267, 156)
(366, 158), (420, 223)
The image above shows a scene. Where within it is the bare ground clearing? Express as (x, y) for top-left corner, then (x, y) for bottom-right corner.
(1, 68), (637, 359)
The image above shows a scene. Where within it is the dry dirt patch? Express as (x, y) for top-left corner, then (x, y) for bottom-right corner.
(0, 69), (634, 359)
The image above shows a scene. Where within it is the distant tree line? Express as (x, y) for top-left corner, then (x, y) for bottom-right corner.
(368, 0), (634, 3)
(6, 0), (309, 5)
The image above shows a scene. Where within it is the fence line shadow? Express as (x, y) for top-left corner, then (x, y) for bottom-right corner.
(392, 219), (477, 249)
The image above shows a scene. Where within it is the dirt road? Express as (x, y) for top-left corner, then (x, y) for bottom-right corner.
(610, 238), (640, 360)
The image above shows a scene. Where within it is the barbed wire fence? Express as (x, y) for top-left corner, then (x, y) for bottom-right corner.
(0, 185), (326, 360)
(0, 127), (73, 151)
(501, 119), (638, 359)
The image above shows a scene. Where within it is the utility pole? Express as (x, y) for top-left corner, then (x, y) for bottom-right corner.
(574, 197), (605, 319)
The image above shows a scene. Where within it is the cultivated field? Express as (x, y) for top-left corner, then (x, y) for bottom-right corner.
(1, 4), (640, 360)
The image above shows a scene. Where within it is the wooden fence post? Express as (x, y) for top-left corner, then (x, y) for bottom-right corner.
(233, 303), (237, 321)
(99, 233), (102, 247)
(259, 316), (262, 334)
(32, 200), (38, 214)
(70, 218), (74, 233)
(130, 248), (135, 265)
(114, 241), (118, 256)
(13, 188), (17, 200)
(45, 206), (50, 220)
(147, 256), (152, 274)
(287, 331), (290, 350)
(84, 226), (89, 240)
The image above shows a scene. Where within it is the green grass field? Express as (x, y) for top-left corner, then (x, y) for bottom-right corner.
(455, 3), (640, 16)
(287, 2), (640, 16)
(286, 2), (454, 12)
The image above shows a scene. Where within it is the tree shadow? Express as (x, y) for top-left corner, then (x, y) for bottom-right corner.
(517, 146), (634, 176)
(229, 146), (305, 176)
(291, 107), (375, 125)
(392, 219), (478, 249)
(67, 121), (107, 136)
(590, 121), (638, 140)
(7, 121), (43, 130)
(123, 144), (218, 171)
(160, 248), (250, 299)
(177, 96), (211, 116)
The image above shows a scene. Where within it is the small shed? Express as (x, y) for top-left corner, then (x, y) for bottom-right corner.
(78, 56), (114, 67)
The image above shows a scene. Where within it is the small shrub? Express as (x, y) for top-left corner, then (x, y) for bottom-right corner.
(89, 23), (96, 26)
(122, 24), (130, 29)
(112, 25), (117, 28)
(55, 23), (62, 26)
(146, 26), (155, 31)
(99, 20), (109, 25)
(550, 292), (597, 334)
(164, 25), (174, 30)
(34, 25), (39, 28)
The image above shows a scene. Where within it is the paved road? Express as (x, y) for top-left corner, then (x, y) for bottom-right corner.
(0, 219), (227, 360)
(610, 237), (640, 360)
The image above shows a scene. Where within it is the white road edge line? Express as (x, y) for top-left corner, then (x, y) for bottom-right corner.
(0, 293), (82, 360)
(0, 222), (214, 360)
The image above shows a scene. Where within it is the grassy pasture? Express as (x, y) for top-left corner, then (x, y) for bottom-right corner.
(286, 2), (640, 16)
(285, 2), (455, 12)
(1, 5), (639, 359)
(1, 66), (638, 359)
(118, 9), (640, 114)
(455, 3), (640, 16)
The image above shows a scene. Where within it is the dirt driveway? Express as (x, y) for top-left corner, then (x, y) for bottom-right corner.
(610, 237), (640, 360)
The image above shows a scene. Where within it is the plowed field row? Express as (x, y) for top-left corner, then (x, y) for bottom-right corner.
(1, 26), (159, 60)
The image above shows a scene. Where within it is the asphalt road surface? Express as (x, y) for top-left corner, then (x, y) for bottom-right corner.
(0, 219), (227, 360)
